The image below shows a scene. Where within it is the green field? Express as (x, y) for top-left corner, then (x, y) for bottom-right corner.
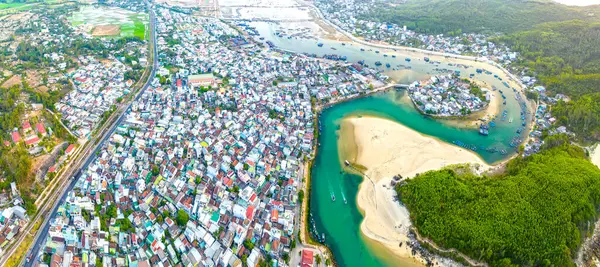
(69, 6), (148, 39)
(0, 3), (26, 9)
(120, 14), (147, 39)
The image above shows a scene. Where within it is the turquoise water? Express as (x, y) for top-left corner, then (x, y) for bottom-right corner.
(310, 92), (518, 266)
(252, 23), (529, 266)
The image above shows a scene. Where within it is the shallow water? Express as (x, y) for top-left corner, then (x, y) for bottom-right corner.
(254, 24), (529, 266)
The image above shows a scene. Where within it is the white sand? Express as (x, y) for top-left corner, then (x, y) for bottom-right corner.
(590, 144), (600, 168)
(343, 116), (490, 264)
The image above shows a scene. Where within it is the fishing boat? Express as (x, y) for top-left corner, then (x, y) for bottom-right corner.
(479, 125), (489, 136)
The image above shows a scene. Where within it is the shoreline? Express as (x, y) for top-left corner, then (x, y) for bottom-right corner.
(298, 5), (534, 265)
(340, 115), (493, 266)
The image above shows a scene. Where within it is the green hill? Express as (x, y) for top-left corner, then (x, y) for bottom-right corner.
(362, 0), (600, 35)
(397, 144), (600, 266)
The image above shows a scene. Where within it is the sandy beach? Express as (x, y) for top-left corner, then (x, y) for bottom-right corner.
(590, 144), (600, 167)
(339, 116), (490, 265)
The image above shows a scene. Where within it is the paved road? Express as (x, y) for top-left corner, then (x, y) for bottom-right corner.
(18, 4), (158, 266)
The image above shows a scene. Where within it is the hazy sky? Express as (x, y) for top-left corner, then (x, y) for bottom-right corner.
(553, 0), (600, 6)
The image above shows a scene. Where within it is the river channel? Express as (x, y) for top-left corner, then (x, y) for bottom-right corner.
(252, 22), (530, 266)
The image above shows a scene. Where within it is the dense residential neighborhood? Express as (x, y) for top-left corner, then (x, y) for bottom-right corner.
(34, 5), (387, 267)
(0, 0), (591, 266)
(408, 74), (489, 116)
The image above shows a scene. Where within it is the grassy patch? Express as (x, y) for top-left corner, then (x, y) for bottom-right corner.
(121, 14), (147, 39)
(5, 230), (35, 267)
(0, 3), (25, 10)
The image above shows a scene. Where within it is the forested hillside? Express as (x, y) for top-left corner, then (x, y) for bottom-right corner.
(496, 20), (600, 97)
(361, 0), (600, 34)
(397, 144), (600, 266)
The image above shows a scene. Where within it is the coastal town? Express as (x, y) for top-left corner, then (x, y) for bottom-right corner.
(25, 4), (388, 267)
(0, 0), (590, 266)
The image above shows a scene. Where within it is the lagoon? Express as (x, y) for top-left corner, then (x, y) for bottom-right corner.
(253, 23), (530, 266)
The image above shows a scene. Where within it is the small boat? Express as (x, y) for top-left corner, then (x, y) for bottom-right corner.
(360, 48), (365, 51)
(383, 54), (388, 57)
(386, 63), (391, 68)
(344, 160), (350, 166)
(392, 55), (396, 58)
(331, 47), (337, 50)
(479, 125), (489, 136)
(405, 58), (411, 62)
(509, 117), (513, 123)
(331, 195), (336, 201)
(424, 57), (429, 62)
(342, 43), (346, 46)
(317, 43), (323, 47)
(375, 61), (382, 66)
(375, 50), (380, 54)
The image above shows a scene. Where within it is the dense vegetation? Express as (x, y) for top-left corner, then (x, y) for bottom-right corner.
(496, 21), (600, 97)
(552, 93), (600, 140)
(397, 144), (600, 266)
(362, 0), (600, 35)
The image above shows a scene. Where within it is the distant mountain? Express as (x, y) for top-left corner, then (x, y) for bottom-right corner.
(362, 0), (600, 34)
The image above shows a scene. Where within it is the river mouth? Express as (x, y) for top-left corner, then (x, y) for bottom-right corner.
(248, 18), (531, 267)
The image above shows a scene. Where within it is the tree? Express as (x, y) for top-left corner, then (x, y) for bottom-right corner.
(151, 165), (160, 176)
(297, 190), (305, 204)
(397, 144), (599, 266)
(176, 210), (189, 226)
(315, 254), (321, 265)
(243, 239), (255, 250)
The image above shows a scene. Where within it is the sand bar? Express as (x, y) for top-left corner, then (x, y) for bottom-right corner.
(339, 116), (490, 265)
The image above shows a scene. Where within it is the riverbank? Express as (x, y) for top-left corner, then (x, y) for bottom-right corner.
(339, 115), (491, 265)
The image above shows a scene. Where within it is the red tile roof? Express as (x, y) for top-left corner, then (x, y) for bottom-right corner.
(36, 123), (46, 134)
(22, 121), (31, 130)
(11, 132), (21, 143)
(246, 205), (255, 221)
(302, 249), (314, 267)
(25, 136), (40, 146)
(65, 144), (75, 154)
(271, 209), (278, 222)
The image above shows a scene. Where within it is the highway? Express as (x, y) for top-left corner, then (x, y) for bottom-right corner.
(16, 4), (158, 266)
